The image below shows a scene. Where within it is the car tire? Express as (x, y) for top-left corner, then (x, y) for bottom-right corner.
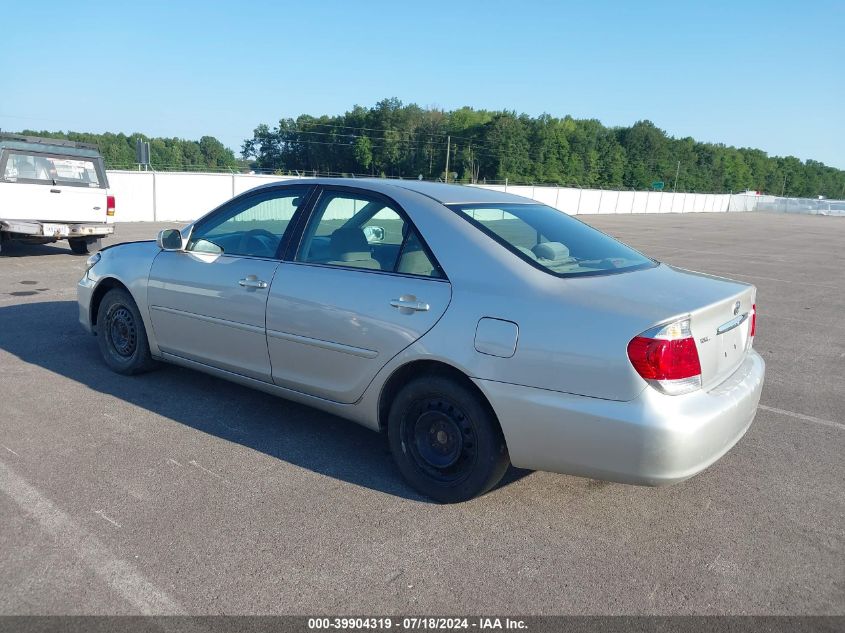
(96, 288), (158, 375)
(69, 238), (90, 255)
(387, 373), (510, 503)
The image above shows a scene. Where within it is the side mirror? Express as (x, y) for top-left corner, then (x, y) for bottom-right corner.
(363, 226), (385, 244)
(157, 228), (183, 251)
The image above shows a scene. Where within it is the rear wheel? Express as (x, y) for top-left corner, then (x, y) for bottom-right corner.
(96, 288), (157, 375)
(69, 237), (102, 255)
(387, 374), (509, 503)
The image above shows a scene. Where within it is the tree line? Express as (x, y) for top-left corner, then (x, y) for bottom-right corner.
(242, 98), (845, 198)
(13, 130), (238, 171)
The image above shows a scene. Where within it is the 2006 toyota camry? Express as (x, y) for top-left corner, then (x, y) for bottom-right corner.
(78, 179), (765, 502)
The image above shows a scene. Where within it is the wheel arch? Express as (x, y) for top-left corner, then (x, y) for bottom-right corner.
(90, 277), (132, 329)
(377, 359), (502, 437)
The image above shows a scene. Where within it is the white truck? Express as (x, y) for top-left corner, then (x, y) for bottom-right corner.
(0, 134), (115, 254)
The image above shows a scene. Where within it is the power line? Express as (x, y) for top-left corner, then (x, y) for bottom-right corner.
(251, 127), (502, 157)
(271, 120), (482, 143)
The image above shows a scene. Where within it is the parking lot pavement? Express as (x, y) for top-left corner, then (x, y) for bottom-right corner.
(0, 213), (843, 615)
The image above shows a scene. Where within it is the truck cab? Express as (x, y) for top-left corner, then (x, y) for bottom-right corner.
(0, 134), (115, 254)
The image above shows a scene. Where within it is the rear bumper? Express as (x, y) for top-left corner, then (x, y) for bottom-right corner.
(66, 224), (114, 238)
(475, 350), (765, 485)
(0, 220), (114, 238)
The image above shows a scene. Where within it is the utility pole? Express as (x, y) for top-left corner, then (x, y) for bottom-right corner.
(781, 174), (787, 197)
(673, 160), (680, 192)
(444, 135), (450, 183)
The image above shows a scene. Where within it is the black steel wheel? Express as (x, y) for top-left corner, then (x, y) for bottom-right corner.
(96, 288), (157, 375)
(388, 373), (509, 503)
(106, 305), (137, 358)
(406, 397), (477, 483)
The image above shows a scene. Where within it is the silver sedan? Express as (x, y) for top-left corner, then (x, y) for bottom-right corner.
(78, 179), (765, 502)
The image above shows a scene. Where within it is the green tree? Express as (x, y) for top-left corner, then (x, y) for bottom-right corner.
(353, 136), (373, 173)
(238, 98), (845, 197)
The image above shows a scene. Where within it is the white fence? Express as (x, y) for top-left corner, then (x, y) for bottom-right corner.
(753, 194), (845, 215)
(105, 170), (844, 223)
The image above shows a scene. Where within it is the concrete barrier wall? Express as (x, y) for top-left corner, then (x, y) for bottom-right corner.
(105, 170), (840, 223)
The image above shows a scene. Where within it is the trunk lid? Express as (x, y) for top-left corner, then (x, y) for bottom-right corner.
(687, 284), (755, 390)
(534, 263), (756, 398)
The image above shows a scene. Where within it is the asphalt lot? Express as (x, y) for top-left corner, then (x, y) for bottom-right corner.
(0, 212), (843, 615)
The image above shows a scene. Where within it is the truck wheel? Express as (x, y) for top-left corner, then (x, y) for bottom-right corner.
(96, 288), (158, 375)
(387, 373), (510, 503)
(69, 238), (90, 255)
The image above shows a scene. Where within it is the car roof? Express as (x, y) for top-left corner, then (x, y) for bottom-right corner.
(253, 177), (535, 205)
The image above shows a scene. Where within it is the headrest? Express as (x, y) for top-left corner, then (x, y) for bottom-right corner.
(330, 227), (370, 261)
(515, 246), (539, 260)
(399, 249), (436, 276)
(532, 241), (570, 261)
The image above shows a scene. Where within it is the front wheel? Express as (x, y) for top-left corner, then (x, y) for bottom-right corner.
(387, 374), (509, 503)
(96, 288), (158, 375)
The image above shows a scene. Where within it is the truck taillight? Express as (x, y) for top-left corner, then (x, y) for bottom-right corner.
(107, 195), (115, 217)
(627, 317), (702, 396)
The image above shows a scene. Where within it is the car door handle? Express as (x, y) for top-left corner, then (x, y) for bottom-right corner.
(50, 188), (61, 193)
(239, 276), (268, 289)
(390, 296), (430, 312)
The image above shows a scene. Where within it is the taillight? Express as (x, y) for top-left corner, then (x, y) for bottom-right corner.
(749, 304), (756, 338)
(107, 195), (115, 217)
(627, 317), (702, 395)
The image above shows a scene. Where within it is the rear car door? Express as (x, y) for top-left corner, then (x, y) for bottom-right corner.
(267, 186), (451, 403)
(147, 186), (313, 382)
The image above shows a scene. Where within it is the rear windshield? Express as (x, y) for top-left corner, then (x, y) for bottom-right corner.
(449, 203), (656, 277)
(1, 151), (104, 188)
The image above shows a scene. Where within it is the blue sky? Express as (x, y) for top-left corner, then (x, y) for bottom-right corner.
(2, 0), (843, 167)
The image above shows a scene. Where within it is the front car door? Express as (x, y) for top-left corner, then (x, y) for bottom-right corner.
(267, 186), (451, 403)
(147, 185), (313, 382)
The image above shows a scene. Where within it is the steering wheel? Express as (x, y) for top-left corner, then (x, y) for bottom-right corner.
(237, 229), (278, 257)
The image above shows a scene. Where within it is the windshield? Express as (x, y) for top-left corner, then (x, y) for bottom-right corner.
(449, 203), (656, 277)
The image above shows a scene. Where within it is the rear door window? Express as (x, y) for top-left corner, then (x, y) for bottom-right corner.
(297, 190), (443, 278)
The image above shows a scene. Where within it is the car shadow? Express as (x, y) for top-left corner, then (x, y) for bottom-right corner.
(0, 241), (77, 257)
(0, 300), (531, 503)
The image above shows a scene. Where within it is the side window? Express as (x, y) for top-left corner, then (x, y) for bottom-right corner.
(297, 190), (442, 277)
(187, 187), (309, 258)
(396, 229), (441, 278)
(298, 192), (403, 271)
